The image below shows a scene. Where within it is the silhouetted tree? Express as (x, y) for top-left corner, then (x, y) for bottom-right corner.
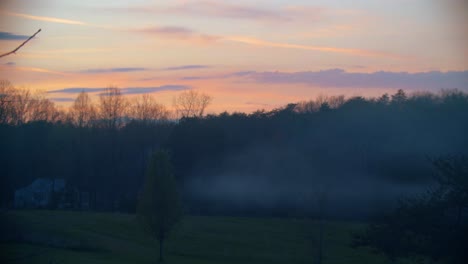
(327, 95), (345, 109)
(0, 85), (59, 125)
(173, 89), (212, 118)
(377, 93), (390, 105)
(26, 95), (58, 123)
(70, 91), (96, 127)
(0, 80), (15, 124)
(391, 89), (407, 104)
(432, 156), (468, 227)
(319, 102), (331, 112)
(137, 150), (182, 263)
(10, 88), (32, 125)
(98, 86), (127, 129)
(352, 156), (468, 263)
(128, 94), (169, 122)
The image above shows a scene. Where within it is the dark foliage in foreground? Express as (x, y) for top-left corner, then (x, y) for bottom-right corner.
(352, 156), (468, 263)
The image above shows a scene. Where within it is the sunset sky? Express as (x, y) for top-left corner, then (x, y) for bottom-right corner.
(0, 0), (467, 113)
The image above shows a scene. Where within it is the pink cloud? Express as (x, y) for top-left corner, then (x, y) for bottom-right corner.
(225, 36), (404, 59)
(165, 1), (290, 22)
(112, 1), (325, 23)
(132, 26), (221, 44)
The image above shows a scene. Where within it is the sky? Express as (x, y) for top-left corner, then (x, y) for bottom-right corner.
(0, 0), (467, 113)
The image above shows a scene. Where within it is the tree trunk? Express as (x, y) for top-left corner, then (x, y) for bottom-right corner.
(159, 237), (164, 263)
(315, 216), (324, 264)
(77, 191), (82, 210)
(91, 190), (97, 210)
(456, 205), (462, 228)
(50, 178), (56, 210)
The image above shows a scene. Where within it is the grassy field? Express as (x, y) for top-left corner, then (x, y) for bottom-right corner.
(1, 210), (396, 264)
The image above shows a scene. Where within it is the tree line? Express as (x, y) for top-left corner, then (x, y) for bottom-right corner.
(1, 80), (467, 218)
(0, 80), (212, 127)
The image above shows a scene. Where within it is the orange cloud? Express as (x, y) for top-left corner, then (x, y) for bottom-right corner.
(0, 64), (67, 75)
(2, 11), (87, 25)
(225, 36), (404, 59)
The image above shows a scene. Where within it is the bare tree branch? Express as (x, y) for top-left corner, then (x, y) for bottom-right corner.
(173, 90), (212, 118)
(0, 29), (42, 59)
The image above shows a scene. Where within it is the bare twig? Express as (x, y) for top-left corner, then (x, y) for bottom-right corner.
(0, 29), (42, 59)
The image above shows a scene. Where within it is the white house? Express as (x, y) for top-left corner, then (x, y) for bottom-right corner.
(14, 178), (66, 208)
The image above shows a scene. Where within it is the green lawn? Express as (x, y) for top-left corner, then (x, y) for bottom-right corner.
(1, 210), (393, 264)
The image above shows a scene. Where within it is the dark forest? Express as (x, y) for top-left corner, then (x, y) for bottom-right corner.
(2, 87), (467, 218)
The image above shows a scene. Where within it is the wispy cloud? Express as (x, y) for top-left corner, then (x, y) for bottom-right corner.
(162, 65), (210, 71)
(0, 31), (29, 40)
(47, 85), (190, 95)
(170, 71), (256, 81)
(245, 101), (272, 107)
(139, 26), (193, 37)
(50, 97), (75, 102)
(113, 2), (328, 24)
(226, 36), (403, 59)
(175, 71), (256, 81)
(122, 85), (190, 94)
(164, 1), (290, 22)
(231, 71), (256, 77)
(180, 76), (204, 80)
(243, 69), (468, 90)
(133, 26), (220, 43)
(47, 88), (108, 94)
(36, 48), (115, 54)
(2, 11), (87, 25)
(0, 64), (66, 75)
(80, 67), (148, 74)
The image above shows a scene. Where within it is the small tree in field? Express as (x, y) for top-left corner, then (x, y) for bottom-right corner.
(137, 150), (183, 263)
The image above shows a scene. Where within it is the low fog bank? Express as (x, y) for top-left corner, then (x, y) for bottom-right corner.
(184, 146), (432, 219)
(186, 174), (428, 218)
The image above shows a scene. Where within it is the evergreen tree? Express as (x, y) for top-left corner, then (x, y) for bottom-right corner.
(391, 89), (407, 104)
